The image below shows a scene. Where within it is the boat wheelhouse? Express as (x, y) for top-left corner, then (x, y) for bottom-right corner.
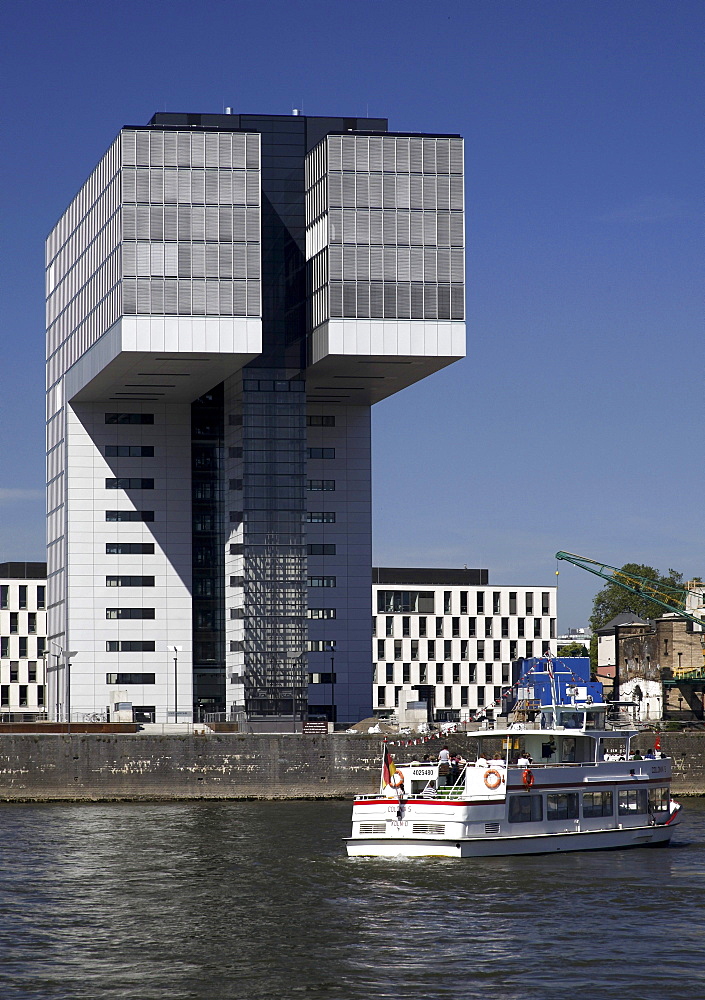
(346, 700), (681, 858)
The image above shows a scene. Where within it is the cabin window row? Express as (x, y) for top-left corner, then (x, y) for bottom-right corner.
(508, 788), (669, 823)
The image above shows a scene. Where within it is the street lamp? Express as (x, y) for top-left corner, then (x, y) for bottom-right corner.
(46, 642), (77, 726)
(172, 646), (183, 724)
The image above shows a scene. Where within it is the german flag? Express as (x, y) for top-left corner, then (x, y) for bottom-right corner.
(382, 747), (397, 787)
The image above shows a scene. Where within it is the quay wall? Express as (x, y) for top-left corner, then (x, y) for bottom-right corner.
(0, 732), (703, 801)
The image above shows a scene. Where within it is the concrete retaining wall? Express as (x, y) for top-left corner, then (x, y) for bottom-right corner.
(0, 732), (702, 801)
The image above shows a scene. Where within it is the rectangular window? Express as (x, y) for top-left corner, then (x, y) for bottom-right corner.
(402, 616), (411, 637)
(485, 618), (493, 637)
(493, 592), (501, 614)
(307, 512), (336, 523)
(0, 685), (8, 707)
(105, 543), (155, 555)
(385, 617), (394, 637)
(410, 640), (419, 660)
(106, 510), (154, 522)
(19, 685), (28, 707)
(444, 686), (453, 707)
(307, 415), (335, 426)
(307, 480), (335, 491)
(106, 641), (156, 652)
(105, 445), (155, 457)
(618, 789), (649, 815)
(444, 591), (452, 614)
(493, 640), (501, 661)
(444, 640), (452, 660)
(306, 640), (336, 652)
(18, 586), (27, 610)
(525, 641), (533, 658)
(36, 638), (45, 657)
(501, 617), (509, 638)
(525, 592), (534, 615)
(0, 585), (8, 609)
(508, 795), (543, 823)
(477, 592), (485, 614)
(468, 617), (476, 637)
(460, 639), (469, 660)
(460, 592), (468, 615)
(485, 664), (493, 683)
(307, 448), (335, 459)
(583, 791), (614, 818)
(419, 616), (427, 637)
(452, 617), (460, 637)
(550, 618), (556, 639)
(468, 663), (476, 682)
(419, 663), (427, 683)
(106, 478), (154, 490)
(18, 638), (27, 658)
(377, 639), (385, 659)
(377, 686), (386, 707)
(436, 664), (444, 683)
(517, 618), (525, 638)
(546, 793), (579, 820)
(106, 608), (155, 620)
(452, 663), (460, 683)
(386, 664), (394, 683)
(394, 640), (402, 660)
(10, 663), (19, 682)
(402, 663), (410, 683)
(307, 608), (336, 619)
(377, 591), (434, 614)
(0, 639), (9, 658)
(542, 592), (550, 615)
(501, 663), (510, 683)
(36, 586), (45, 610)
(533, 619), (542, 638)
(27, 613), (37, 634)
(477, 686), (485, 706)
(460, 686), (468, 707)
(10, 613), (18, 633)
(307, 544), (336, 556)
(105, 576), (155, 587)
(477, 640), (485, 659)
(427, 640), (435, 659)
(106, 673), (156, 684)
(28, 662), (37, 682)
(509, 592), (517, 615)
(105, 413), (154, 424)
(308, 576), (336, 587)
(648, 787), (669, 814)
(37, 686), (45, 707)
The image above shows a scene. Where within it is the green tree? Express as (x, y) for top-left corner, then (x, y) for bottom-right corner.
(558, 642), (589, 657)
(589, 563), (683, 633)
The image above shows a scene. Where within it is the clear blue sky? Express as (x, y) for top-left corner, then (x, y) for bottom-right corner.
(1, 0), (702, 628)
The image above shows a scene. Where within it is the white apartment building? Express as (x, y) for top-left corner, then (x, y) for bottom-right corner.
(372, 568), (558, 722)
(0, 563), (48, 719)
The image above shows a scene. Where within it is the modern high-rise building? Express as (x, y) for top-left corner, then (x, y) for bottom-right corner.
(45, 111), (465, 727)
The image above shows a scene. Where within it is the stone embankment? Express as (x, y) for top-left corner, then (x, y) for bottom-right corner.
(0, 731), (702, 801)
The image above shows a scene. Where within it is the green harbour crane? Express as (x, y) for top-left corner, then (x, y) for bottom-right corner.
(555, 550), (705, 679)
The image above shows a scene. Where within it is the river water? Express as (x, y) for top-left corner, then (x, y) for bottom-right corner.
(0, 797), (703, 1000)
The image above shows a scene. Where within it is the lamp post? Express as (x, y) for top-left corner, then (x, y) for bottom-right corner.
(330, 652), (335, 732)
(46, 642), (77, 727)
(172, 646), (183, 724)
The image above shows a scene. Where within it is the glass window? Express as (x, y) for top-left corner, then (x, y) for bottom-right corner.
(618, 789), (649, 815)
(648, 787), (669, 814)
(452, 617), (460, 637)
(476, 592), (485, 614)
(386, 664), (394, 683)
(377, 639), (385, 659)
(307, 511), (336, 523)
(493, 592), (501, 614)
(436, 617), (444, 637)
(18, 586), (27, 610)
(459, 592), (468, 615)
(546, 793), (579, 820)
(307, 448), (335, 459)
(402, 663), (410, 683)
(444, 640), (452, 660)
(419, 663), (427, 683)
(307, 415), (335, 426)
(411, 640), (419, 660)
(436, 664), (444, 683)
(394, 640), (402, 660)
(583, 791), (613, 818)
(508, 795), (543, 822)
(105, 413), (154, 424)
(444, 591), (452, 613)
(385, 617), (394, 636)
(525, 592), (534, 615)
(0, 585), (8, 610)
(36, 586), (45, 610)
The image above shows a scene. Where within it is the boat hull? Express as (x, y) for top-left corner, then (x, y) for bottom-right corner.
(345, 821), (677, 858)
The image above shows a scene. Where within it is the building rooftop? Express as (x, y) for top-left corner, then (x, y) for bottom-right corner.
(0, 562), (47, 580)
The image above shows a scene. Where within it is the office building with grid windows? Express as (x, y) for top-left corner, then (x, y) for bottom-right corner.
(0, 563), (48, 720)
(46, 111), (465, 726)
(372, 568), (558, 722)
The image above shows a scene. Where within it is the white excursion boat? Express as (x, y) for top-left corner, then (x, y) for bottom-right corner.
(346, 700), (681, 858)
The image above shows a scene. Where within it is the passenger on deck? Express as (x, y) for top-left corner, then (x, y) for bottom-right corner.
(422, 781), (438, 797)
(475, 754), (489, 768)
(449, 756), (461, 784)
(645, 748), (656, 759)
(517, 753), (531, 767)
(488, 755), (505, 768)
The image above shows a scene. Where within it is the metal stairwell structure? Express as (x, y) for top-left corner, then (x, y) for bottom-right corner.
(555, 551), (705, 680)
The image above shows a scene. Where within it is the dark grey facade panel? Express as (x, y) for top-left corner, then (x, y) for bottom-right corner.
(372, 567), (488, 586)
(0, 563), (47, 580)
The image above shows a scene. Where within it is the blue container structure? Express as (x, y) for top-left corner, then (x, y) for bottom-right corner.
(515, 657), (603, 708)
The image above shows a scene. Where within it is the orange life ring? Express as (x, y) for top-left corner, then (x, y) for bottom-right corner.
(523, 768), (534, 789)
(484, 768), (502, 790)
(388, 772), (404, 788)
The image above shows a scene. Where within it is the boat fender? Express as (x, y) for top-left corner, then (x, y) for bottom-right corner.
(484, 769), (502, 790)
(522, 768), (534, 789)
(389, 772), (404, 789)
